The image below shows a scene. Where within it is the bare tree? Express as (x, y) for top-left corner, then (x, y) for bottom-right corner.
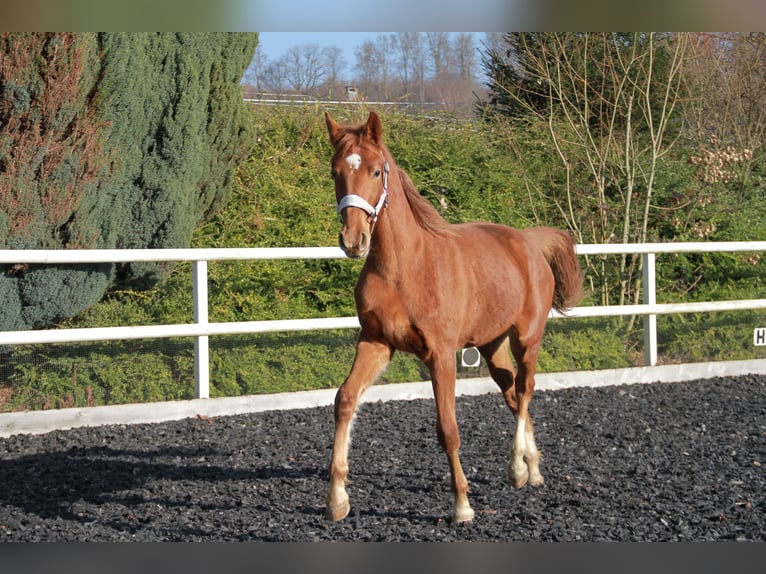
(243, 43), (268, 93)
(394, 32), (430, 102)
(426, 34), (480, 113)
(410, 33), (428, 102)
(395, 32), (414, 98)
(493, 33), (690, 309)
(261, 59), (287, 93)
(352, 35), (397, 100)
(453, 33), (477, 81)
(426, 32), (452, 80)
(682, 33), (766, 196)
(373, 34), (395, 100)
(282, 44), (328, 94)
(322, 45), (347, 100)
(353, 40), (377, 97)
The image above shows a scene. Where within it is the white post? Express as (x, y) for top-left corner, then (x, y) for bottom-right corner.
(193, 260), (210, 399)
(643, 252), (658, 366)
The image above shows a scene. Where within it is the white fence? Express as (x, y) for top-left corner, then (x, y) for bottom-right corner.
(1, 241), (766, 402)
(0, 241), (766, 437)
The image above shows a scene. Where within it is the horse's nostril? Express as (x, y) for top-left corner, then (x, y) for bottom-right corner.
(338, 229), (370, 259)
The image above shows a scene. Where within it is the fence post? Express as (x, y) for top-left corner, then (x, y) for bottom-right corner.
(643, 252), (658, 366)
(193, 260), (210, 399)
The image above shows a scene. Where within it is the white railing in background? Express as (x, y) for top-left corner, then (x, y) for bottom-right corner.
(1, 242), (766, 401)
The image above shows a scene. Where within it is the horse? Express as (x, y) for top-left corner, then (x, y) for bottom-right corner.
(324, 111), (583, 524)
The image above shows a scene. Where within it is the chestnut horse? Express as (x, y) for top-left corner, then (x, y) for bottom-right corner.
(324, 111), (583, 523)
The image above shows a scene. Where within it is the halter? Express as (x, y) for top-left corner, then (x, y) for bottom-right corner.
(336, 161), (390, 223)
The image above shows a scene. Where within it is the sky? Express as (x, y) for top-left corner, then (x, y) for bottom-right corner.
(3, 0), (766, 31)
(257, 32), (386, 64)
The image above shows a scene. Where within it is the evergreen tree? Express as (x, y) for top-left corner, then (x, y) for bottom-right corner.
(1, 32), (258, 330)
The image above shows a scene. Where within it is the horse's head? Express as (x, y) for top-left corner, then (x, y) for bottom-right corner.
(325, 111), (389, 259)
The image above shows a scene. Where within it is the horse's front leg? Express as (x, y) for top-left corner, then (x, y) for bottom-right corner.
(325, 337), (392, 521)
(428, 350), (475, 523)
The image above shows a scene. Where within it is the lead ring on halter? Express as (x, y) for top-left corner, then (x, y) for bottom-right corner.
(336, 161), (390, 223)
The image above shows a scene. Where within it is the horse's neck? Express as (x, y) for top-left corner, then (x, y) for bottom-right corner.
(367, 177), (425, 277)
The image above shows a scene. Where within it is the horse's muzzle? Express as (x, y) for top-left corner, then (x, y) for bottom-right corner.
(339, 229), (370, 259)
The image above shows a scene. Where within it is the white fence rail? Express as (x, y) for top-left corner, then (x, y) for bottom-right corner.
(2, 242), (766, 401)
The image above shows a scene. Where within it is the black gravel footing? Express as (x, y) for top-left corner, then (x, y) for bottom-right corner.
(1, 375), (764, 541)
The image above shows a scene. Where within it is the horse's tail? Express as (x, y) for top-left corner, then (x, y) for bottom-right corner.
(525, 227), (584, 314)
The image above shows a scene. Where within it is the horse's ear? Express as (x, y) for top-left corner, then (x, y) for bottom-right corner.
(325, 112), (341, 143)
(366, 111), (382, 145)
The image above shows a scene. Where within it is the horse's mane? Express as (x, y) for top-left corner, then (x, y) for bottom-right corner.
(395, 163), (456, 237)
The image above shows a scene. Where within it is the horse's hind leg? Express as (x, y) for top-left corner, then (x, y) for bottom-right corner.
(479, 335), (518, 413)
(325, 337), (392, 522)
(479, 335), (538, 488)
(509, 327), (545, 488)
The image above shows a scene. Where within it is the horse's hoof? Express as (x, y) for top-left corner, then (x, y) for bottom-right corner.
(453, 506), (475, 524)
(324, 499), (351, 522)
(528, 473), (545, 487)
(509, 465), (529, 489)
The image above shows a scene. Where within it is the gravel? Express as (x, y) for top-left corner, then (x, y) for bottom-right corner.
(0, 375), (764, 541)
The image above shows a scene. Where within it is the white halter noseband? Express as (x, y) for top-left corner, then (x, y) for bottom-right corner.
(336, 161), (390, 223)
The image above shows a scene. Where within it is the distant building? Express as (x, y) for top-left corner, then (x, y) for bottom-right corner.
(345, 86), (358, 101)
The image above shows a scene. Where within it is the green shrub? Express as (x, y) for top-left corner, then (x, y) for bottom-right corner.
(1, 32), (258, 332)
(539, 318), (636, 372)
(2, 339), (195, 410)
(659, 310), (766, 364)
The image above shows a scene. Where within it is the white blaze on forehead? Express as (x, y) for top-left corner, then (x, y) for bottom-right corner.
(345, 153), (362, 170)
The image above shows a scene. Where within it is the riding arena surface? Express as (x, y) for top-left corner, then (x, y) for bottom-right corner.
(0, 374), (764, 541)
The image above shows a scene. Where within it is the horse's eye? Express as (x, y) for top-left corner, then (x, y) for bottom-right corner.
(373, 169), (381, 178)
